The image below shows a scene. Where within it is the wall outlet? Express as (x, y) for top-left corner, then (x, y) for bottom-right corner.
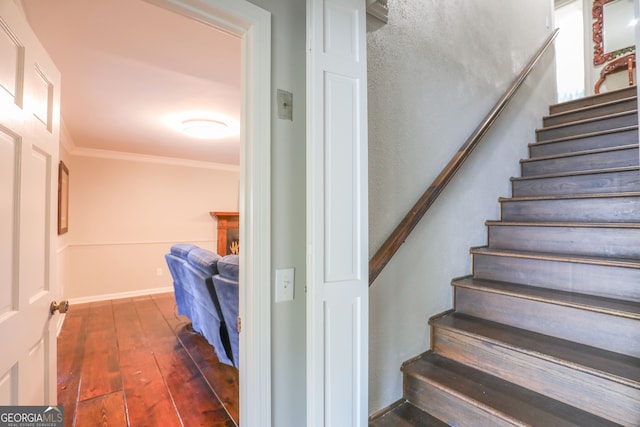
(275, 268), (295, 302)
(277, 89), (293, 121)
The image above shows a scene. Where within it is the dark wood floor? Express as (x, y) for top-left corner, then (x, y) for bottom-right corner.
(57, 292), (239, 427)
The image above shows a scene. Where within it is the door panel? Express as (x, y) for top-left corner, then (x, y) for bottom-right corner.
(0, 1), (61, 406)
(0, 129), (18, 319)
(0, 366), (17, 403)
(324, 72), (360, 282)
(307, 0), (368, 425)
(0, 17), (23, 103)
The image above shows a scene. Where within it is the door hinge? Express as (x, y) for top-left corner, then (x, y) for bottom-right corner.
(237, 316), (242, 333)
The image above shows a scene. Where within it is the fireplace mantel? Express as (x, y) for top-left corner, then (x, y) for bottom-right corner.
(210, 211), (239, 255)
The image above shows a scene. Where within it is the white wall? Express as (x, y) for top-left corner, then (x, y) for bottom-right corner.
(62, 152), (239, 301)
(246, 1), (307, 426)
(555, 0), (586, 101)
(367, 0), (556, 412)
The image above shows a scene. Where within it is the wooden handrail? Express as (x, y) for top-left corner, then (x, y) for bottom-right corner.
(369, 28), (559, 286)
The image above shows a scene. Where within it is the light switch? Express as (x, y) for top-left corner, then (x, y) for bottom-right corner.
(275, 268), (295, 302)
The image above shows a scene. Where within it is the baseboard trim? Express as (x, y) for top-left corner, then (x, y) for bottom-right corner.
(369, 398), (406, 421)
(68, 286), (174, 305)
(55, 313), (66, 337)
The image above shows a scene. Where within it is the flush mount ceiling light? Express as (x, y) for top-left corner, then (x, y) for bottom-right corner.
(181, 119), (229, 139)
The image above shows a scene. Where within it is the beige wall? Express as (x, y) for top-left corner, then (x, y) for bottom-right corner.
(60, 151), (239, 301)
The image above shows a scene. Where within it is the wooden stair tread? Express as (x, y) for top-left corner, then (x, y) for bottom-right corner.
(536, 110), (638, 133)
(528, 125), (638, 148)
(511, 165), (639, 181)
(550, 86), (637, 114)
(499, 191), (640, 202)
(542, 96), (637, 122)
(471, 246), (640, 269)
(452, 276), (640, 320)
(373, 84), (640, 425)
(485, 219), (640, 229)
(403, 353), (619, 427)
(431, 311), (640, 388)
(521, 143), (638, 164)
(368, 401), (448, 427)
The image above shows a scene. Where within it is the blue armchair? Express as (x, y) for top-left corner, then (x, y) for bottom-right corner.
(212, 254), (239, 368)
(164, 243), (197, 319)
(165, 244), (235, 366)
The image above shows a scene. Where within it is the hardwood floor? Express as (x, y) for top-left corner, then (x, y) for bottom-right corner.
(57, 292), (239, 427)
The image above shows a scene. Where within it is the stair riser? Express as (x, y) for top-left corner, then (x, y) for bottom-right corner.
(432, 328), (639, 425)
(488, 224), (640, 258)
(512, 169), (640, 197)
(529, 128), (638, 158)
(543, 99), (637, 127)
(472, 252), (640, 302)
(536, 113), (638, 141)
(550, 87), (637, 114)
(500, 196), (640, 223)
(521, 147), (639, 176)
(403, 375), (517, 427)
(454, 287), (640, 358)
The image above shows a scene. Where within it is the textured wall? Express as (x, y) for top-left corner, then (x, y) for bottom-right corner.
(367, 0), (556, 412)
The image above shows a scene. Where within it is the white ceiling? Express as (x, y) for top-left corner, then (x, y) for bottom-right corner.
(22, 0), (242, 165)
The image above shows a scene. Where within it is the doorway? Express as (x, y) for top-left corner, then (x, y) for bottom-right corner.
(21, 0), (271, 423)
(103, 0), (273, 423)
(554, 0), (587, 101)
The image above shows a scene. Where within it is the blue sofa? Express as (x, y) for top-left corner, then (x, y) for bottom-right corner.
(212, 254), (239, 368)
(165, 244), (239, 368)
(164, 243), (197, 319)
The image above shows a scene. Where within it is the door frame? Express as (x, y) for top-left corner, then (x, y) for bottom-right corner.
(143, 0), (272, 424)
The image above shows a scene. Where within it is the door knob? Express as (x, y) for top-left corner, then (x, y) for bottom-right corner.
(50, 300), (69, 314)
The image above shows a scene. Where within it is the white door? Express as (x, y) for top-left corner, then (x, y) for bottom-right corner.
(307, 0), (368, 425)
(0, 1), (61, 405)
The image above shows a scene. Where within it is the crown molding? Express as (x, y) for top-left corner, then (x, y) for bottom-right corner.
(58, 119), (236, 171)
(70, 146), (240, 171)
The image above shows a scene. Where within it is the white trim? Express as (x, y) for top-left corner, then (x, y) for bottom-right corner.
(142, 1), (272, 425)
(65, 239), (215, 248)
(71, 146), (240, 171)
(55, 313), (66, 337)
(68, 286), (174, 305)
(59, 119), (76, 154)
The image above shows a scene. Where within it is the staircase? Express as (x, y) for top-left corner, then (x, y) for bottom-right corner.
(370, 86), (640, 427)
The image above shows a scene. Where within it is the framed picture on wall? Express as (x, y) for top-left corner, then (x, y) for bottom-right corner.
(58, 161), (69, 235)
